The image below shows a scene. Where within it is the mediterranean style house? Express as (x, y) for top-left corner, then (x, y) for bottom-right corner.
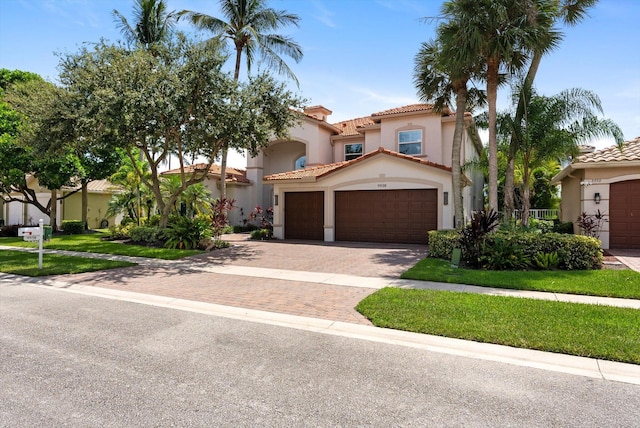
(552, 137), (640, 249)
(246, 103), (484, 244)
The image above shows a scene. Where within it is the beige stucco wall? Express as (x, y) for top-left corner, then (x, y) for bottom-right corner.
(4, 193), (62, 227)
(270, 154), (453, 241)
(377, 115), (445, 164)
(560, 166), (640, 249)
(62, 192), (118, 229)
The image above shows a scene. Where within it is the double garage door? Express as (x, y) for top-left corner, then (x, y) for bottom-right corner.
(285, 189), (437, 244)
(610, 179), (640, 249)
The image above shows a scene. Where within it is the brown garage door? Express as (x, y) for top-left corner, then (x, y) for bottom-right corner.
(284, 191), (324, 240)
(610, 179), (640, 249)
(335, 189), (437, 244)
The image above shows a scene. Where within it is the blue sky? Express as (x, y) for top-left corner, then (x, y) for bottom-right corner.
(1, 0), (639, 167)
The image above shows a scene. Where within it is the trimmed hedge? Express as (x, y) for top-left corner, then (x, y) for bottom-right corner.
(62, 220), (85, 235)
(129, 226), (162, 245)
(427, 229), (602, 270)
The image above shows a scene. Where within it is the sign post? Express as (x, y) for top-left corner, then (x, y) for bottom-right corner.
(38, 219), (44, 270)
(18, 221), (45, 270)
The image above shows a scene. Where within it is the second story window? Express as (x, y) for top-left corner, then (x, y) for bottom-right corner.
(345, 143), (363, 161)
(398, 130), (422, 155)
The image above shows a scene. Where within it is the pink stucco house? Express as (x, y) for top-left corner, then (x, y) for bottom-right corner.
(246, 103), (484, 244)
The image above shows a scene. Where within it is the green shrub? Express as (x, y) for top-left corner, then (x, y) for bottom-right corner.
(481, 236), (532, 270)
(106, 223), (134, 240)
(62, 220), (85, 235)
(163, 215), (212, 250)
(460, 210), (501, 268)
(528, 218), (554, 233)
(0, 224), (21, 237)
(250, 228), (272, 240)
(129, 226), (162, 245)
(233, 224), (258, 233)
(143, 215), (161, 227)
(427, 230), (460, 259)
(534, 251), (559, 270)
(553, 221), (574, 234)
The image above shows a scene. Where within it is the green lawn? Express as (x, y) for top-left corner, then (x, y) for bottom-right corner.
(0, 249), (136, 276)
(357, 287), (640, 364)
(401, 257), (640, 299)
(0, 232), (201, 260)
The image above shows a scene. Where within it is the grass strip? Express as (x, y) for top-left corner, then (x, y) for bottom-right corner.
(0, 249), (136, 276)
(401, 258), (640, 299)
(0, 232), (201, 260)
(356, 287), (640, 364)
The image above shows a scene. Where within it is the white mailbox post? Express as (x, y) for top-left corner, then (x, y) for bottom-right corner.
(18, 219), (44, 269)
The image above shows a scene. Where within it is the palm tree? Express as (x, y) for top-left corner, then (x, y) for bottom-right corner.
(503, 0), (596, 222)
(113, 0), (177, 49)
(414, 22), (484, 228)
(497, 86), (623, 226)
(179, 0), (303, 202)
(442, 0), (557, 212)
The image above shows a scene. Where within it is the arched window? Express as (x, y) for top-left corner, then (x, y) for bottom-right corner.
(295, 155), (306, 170)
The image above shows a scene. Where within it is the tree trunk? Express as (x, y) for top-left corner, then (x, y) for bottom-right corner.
(486, 57), (500, 212)
(522, 170), (531, 227)
(505, 51), (542, 224)
(452, 85), (467, 228)
(82, 180), (88, 230)
(50, 189), (58, 232)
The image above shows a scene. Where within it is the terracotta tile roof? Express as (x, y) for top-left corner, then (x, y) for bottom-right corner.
(264, 147), (450, 182)
(575, 137), (640, 163)
(162, 163), (250, 183)
(371, 104), (435, 117)
(332, 116), (376, 136)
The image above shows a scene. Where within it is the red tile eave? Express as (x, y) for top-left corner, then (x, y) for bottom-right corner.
(263, 148), (451, 182)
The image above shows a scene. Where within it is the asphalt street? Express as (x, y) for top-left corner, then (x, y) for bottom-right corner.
(2, 284), (639, 427)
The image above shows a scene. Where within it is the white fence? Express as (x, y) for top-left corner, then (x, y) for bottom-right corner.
(511, 209), (559, 220)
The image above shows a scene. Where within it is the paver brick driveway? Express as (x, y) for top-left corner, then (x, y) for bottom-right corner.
(54, 236), (429, 325)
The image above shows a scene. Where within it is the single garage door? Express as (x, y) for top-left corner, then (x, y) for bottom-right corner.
(610, 179), (640, 249)
(335, 189), (437, 244)
(284, 191), (324, 240)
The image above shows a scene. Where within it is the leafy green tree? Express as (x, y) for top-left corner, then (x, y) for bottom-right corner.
(59, 36), (303, 228)
(179, 0), (303, 203)
(108, 151), (154, 224)
(1, 76), (82, 230)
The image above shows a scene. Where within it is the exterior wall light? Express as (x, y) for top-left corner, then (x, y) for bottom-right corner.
(274, 195), (279, 206)
(444, 191), (449, 206)
(594, 192), (601, 204)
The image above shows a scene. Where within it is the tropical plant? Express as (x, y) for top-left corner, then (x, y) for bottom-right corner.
(481, 236), (532, 270)
(162, 215), (212, 249)
(442, 0), (559, 212)
(179, 0), (303, 206)
(112, 0), (177, 49)
(211, 198), (236, 239)
(496, 85), (623, 225)
(414, 20), (485, 227)
(534, 251), (559, 270)
(459, 209), (501, 267)
(503, 0), (598, 221)
(576, 210), (608, 239)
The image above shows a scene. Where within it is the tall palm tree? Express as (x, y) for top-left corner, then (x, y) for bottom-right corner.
(497, 86), (623, 225)
(442, 0), (556, 212)
(414, 24), (484, 228)
(179, 0), (303, 202)
(113, 0), (177, 49)
(502, 0), (596, 221)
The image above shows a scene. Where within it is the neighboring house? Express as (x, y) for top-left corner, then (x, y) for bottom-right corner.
(61, 179), (123, 229)
(1, 176), (121, 229)
(552, 137), (640, 249)
(161, 164), (252, 226)
(251, 104), (484, 244)
(1, 175), (62, 227)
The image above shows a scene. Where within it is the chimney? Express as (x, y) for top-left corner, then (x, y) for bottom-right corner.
(303, 105), (332, 122)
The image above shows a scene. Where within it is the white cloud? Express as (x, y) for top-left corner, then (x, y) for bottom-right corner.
(311, 0), (336, 28)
